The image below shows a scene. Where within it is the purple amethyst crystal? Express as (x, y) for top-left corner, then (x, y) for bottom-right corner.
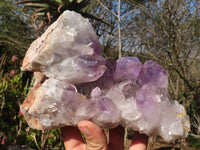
(21, 10), (190, 141)
(77, 59), (116, 95)
(92, 97), (121, 128)
(139, 60), (168, 89)
(135, 84), (161, 134)
(114, 57), (142, 82)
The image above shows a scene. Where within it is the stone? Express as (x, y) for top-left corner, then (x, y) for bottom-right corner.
(22, 10), (105, 84)
(21, 78), (88, 129)
(77, 59), (116, 96)
(21, 10), (190, 141)
(114, 57), (142, 82)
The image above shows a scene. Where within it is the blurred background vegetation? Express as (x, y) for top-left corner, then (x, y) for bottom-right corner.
(0, 0), (199, 149)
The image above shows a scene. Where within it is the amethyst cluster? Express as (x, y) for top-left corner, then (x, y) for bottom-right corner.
(21, 10), (190, 141)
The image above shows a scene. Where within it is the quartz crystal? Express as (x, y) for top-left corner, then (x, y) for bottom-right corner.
(21, 10), (190, 141)
(22, 10), (105, 84)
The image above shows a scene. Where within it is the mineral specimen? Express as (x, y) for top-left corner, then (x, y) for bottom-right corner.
(22, 10), (105, 84)
(21, 10), (190, 141)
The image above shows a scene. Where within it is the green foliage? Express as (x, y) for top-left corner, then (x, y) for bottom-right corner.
(17, 0), (111, 33)
(0, 69), (30, 143)
(0, 55), (63, 149)
(0, 1), (63, 148)
(187, 135), (200, 148)
(0, 0), (36, 75)
(0, 0), (35, 49)
(0, 77), (8, 95)
(0, 73), (63, 149)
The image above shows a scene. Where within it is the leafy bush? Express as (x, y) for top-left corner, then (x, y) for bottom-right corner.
(0, 54), (63, 149)
(187, 135), (200, 148)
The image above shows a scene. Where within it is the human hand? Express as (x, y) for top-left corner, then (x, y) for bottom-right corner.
(61, 120), (148, 150)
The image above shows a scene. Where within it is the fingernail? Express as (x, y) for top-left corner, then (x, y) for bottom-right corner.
(79, 125), (90, 137)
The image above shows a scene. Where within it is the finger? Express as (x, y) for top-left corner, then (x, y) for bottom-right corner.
(78, 121), (107, 150)
(129, 131), (148, 150)
(109, 126), (124, 150)
(61, 126), (85, 150)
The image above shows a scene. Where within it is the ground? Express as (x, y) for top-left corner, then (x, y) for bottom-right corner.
(125, 136), (200, 150)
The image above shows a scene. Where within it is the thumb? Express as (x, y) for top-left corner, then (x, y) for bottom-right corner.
(78, 121), (107, 150)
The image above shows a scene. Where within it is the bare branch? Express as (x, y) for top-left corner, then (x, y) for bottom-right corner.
(96, 0), (118, 18)
(118, 0), (122, 58)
